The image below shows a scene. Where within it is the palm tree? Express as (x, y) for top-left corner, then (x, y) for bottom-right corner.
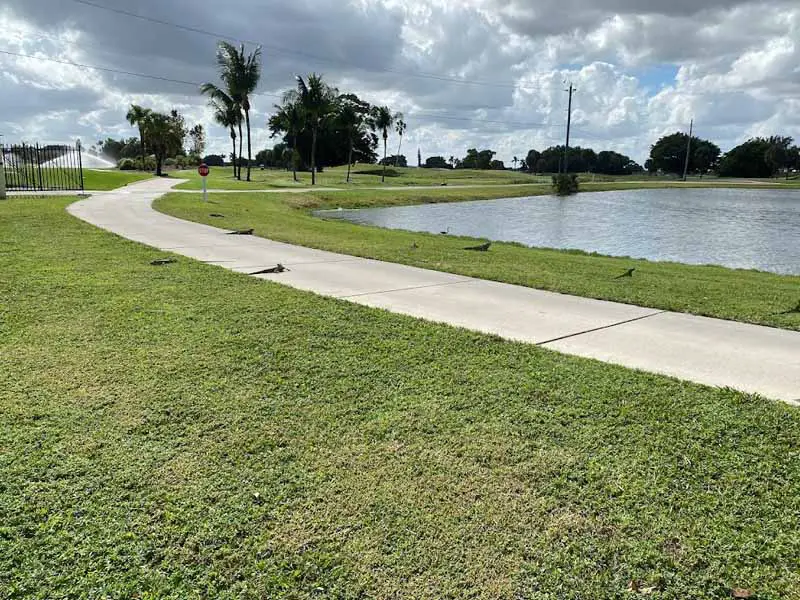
(209, 95), (240, 179)
(204, 42), (261, 182)
(126, 104), (151, 171)
(284, 74), (338, 186)
(371, 106), (396, 183)
(394, 116), (406, 167)
(200, 84), (243, 179)
(268, 101), (305, 183)
(512, 156), (518, 170)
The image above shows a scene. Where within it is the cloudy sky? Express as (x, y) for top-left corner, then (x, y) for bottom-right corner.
(1, 0), (798, 165)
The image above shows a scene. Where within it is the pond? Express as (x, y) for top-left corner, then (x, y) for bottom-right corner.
(318, 187), (800, 275)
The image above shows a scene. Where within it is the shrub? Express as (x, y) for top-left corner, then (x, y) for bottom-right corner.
(118, 158), (137, 171)
(202, 154), (225, 167)
(552, 173), (579, 196)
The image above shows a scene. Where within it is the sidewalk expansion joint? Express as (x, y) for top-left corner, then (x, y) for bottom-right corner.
(337, 278), (473, 299)
(537, 310), (668, 346)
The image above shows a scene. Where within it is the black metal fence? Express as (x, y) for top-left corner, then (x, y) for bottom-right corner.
(0, 143), (84, 192)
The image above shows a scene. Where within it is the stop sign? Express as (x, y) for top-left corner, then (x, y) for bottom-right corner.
(198, 163), (210, 177)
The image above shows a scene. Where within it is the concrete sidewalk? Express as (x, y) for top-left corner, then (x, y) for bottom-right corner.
(67, 178), (800, 404)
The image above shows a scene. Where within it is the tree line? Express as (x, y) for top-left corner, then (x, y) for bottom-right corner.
(644, 132), (799, 178)
(267, 78), (405, 184)
(422, 147), (642, 175)
(97, 122), (205, 172)
(120, 108), (207, 175)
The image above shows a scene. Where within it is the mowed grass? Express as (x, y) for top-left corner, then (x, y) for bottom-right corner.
(2, 197), (800, 598)
(171, 165), (550, 190)
(156, 188), (800, 330)
(82, 169), (153, 190)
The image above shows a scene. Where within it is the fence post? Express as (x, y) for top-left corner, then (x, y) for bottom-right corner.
(0, 147), (6, 200)
(77, 140), (84, 192)
(36, 143), (44, 191)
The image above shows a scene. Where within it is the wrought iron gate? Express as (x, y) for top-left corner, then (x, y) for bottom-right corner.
(0, 143), (84, 192)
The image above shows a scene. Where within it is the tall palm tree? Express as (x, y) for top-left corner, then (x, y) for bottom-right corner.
(371, 106), (396, 183)
(268, 101), (305, 183)
(126, 104), (151, 171)
(200, 84), (244, 179)
(204, 42), (261, 182)
(284, 74), (338, 186)
(209, 95), (240, 179)
(394, 116), (406, 167)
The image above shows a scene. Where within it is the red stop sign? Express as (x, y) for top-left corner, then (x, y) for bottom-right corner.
(198, 163), (210, 177)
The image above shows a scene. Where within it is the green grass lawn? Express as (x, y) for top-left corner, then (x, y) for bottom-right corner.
(82, 169), (153, 190)
(155, 188), (800, 331)
(171, 165), (550, 190)
(4, 168), (152, 192)
(2, 196), (799, 598)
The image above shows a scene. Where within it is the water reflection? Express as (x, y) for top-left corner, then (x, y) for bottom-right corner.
(318, 188), (800, 275)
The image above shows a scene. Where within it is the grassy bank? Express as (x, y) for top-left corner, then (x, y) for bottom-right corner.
(171, 165), (800, 191)
(1, 196), (799, 598)
(156, 188), (800, 331)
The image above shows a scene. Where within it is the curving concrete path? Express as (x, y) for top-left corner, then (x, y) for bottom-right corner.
(66, 178), (800, 404)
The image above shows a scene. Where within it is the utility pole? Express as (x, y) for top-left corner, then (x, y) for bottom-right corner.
(682, 119), (693, 182)
(563, 82), (575, 174)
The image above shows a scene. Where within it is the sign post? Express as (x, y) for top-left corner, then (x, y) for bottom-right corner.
(198, 163), (209, 202)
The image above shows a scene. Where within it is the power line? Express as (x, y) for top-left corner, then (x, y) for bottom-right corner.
(66, 0), (543, 91)
(0, 48), (564, 134)
(0, 49), (282, 98)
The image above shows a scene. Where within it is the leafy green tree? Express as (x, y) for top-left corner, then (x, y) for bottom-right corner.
(718, 137), (796, 178)
(284, 74), (338, 185)
(337, 98), (372, 183)
(459, 148), (496, 170)
(269, 100), (306, 182)
(202, 154), (226, 167)
(764, 136), (793, 178)
(142, 110), (186, 176)
(394, 117), (407, 167)
(594, 150), (642, 175)
(525, 149), (541, 173)
(380, 155), (407, 167)
(125, 104), (151, 171)
(371, 106), (398, 183)
(649, 132), (720, 175)
(424, 156), (450, 169)
(208, 92), (241, 179)
(98, 137), (140, 162)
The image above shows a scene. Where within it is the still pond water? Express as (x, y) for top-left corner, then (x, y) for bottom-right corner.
(319, 188), (800, 275)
